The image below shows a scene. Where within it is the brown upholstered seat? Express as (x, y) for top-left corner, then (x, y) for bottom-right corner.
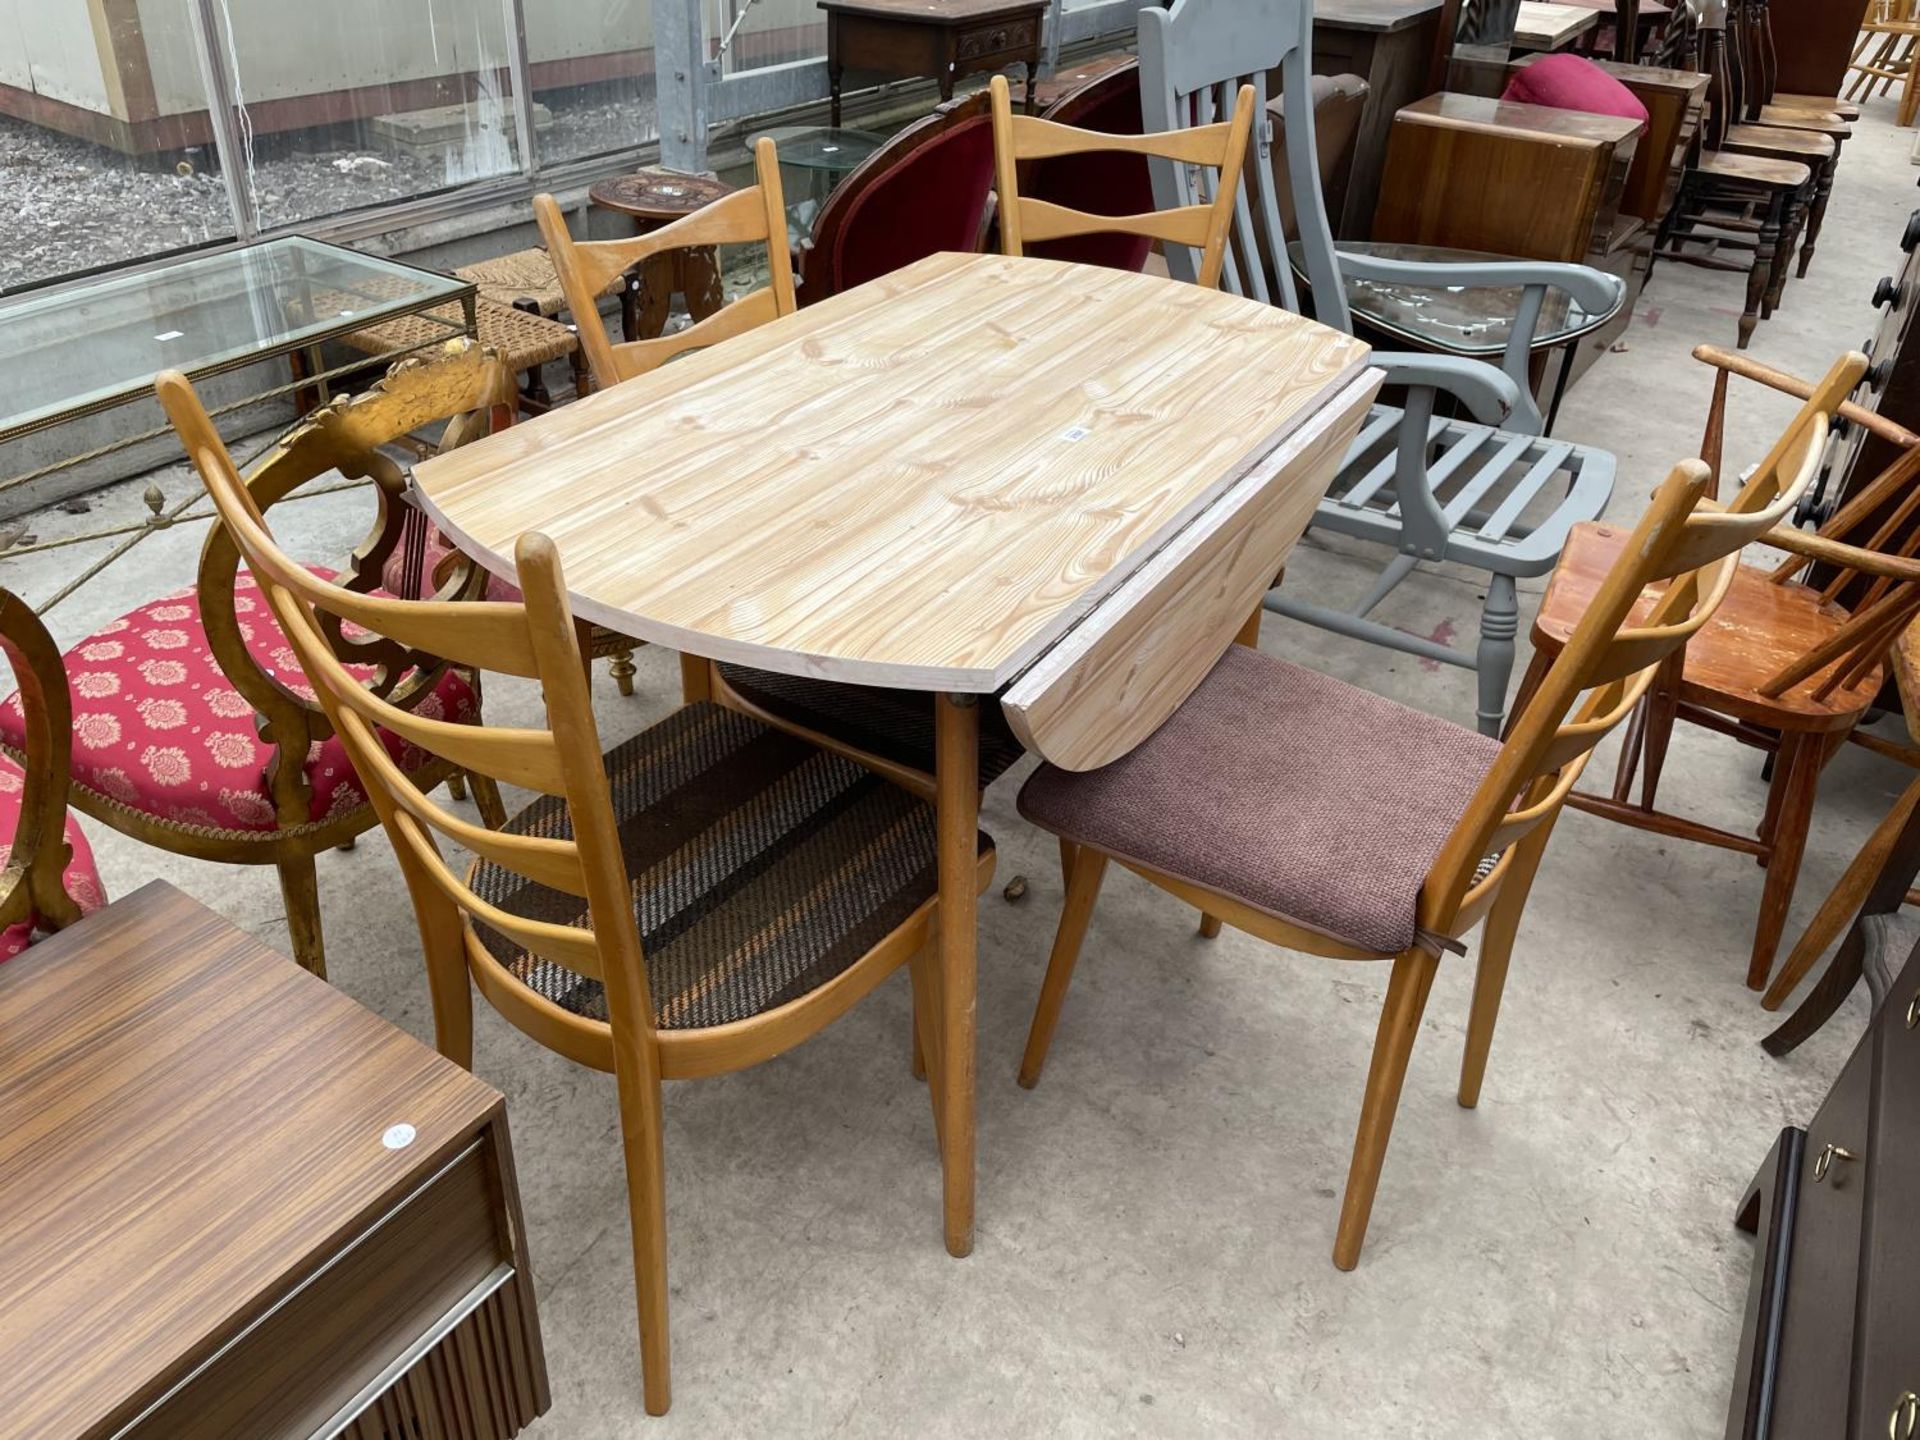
(1017, 647), (1501, 955)
(717, 663), (1027, 788)
(470, 702), (992, 1030)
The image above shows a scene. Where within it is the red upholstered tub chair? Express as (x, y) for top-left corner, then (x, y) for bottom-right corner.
(1, 588), (106, 959)
(1020, 59), (1157, 273)
(795, 91), (997, 306)
(0, 342), (516, 978)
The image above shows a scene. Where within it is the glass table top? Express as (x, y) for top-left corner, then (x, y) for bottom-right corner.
(748, 125), (887, 175)
(1287, 241), (1621, 357)
(0, 236), (471, 441)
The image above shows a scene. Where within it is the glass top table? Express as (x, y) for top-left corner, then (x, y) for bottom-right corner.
(0, 236), (474, 445)
(1286, 240), (1622, 358)
(747, 125), (889, 242)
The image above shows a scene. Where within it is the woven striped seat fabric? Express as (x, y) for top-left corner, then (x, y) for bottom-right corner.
(469, 703), (992, 1031)
(716, 664), (1026, 787)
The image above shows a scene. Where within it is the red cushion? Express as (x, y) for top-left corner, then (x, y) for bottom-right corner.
(0, 573), (477, 836)
(380, 524), (521, 603)
(1501, 54), (1650, 124)
(817, 116), (996, 299)
(1026, 70), (1156, 274)
(0, 757), (106, 960)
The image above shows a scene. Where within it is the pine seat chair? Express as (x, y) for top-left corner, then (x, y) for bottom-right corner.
(1517, 348), (1905, 995)
(161, 369), (997, 1417)
(542, 134), (1032, 801)
(1137, 0), (1622, 736)
(0, 589), (106, 959)
(1, 342), (514, 978)
(1012, 404), (1829, 1269)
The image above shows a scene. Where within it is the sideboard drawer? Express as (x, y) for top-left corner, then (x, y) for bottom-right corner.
(1770, 1038), (1874, 1437)
(127, 1138), (510, 1438)
(1858, 966), (1920, 1440)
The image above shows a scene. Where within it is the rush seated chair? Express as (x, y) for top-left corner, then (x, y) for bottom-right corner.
(1139, 0), (1623, 734)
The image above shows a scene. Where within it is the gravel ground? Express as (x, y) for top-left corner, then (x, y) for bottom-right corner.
(0, 91), (659, 294)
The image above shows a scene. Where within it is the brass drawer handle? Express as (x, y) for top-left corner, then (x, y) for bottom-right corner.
(1813, 1142), (1859, 1182)
(1892, 1390), (1918, 1440)
(1906, 991), (1919, 1029)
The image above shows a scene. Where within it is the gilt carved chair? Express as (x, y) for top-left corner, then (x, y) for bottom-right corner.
(1138, 0), (1622, 735)
(0, 589), (106, 960)
(1515, 348), (1878, 994)
(1013, 439), (1794, 1270)
(167, 365), (996, 1417)
(0, 341), (515, 978)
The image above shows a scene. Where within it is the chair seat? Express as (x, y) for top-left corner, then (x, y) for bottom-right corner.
(1314, 403), (1616, 574)
(342, 297), (578, 371)
(716, 663), (1026, 787)
(1755, 105), (1851, 137)
(1018, 646), (1501, 955)
(0, 757), (106, 961)
(1773, 92), (1858, 120)
(1697, 151), (1811, 189)
(0, 574), (477, 836)
(453, 247), (624, 318)
(1533, 522), (1879, 729)
(1722, 125), (1836, 161)
(469, 702), (993, 1031)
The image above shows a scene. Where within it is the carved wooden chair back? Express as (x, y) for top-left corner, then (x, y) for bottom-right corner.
(194, 339), (518, 830)
(987, 72), (1256, 289)
(0, 588), (86, 942)
(1418, 448), (1791, 938)
(535, 138), (794, 391)
(1691, 346), (1909, 707)
(160, 367), (651, 1070)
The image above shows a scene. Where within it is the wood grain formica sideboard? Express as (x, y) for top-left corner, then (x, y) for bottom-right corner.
(0, 881), (549, 1440)
(1727, 935), (1920, 1439)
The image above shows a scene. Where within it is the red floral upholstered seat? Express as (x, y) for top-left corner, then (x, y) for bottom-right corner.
(0, 756), (106, 960)
(0, 573), (476, 837)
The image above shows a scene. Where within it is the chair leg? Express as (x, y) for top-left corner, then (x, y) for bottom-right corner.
(447, 771), (469, 802)
(1018, 844), (1110, 1090)
(1198, 912), (1225, 939)
(1750, 732), (1822, 992)
(1796, 156), (1836, 278)
(277, 854), (327, 979)
(1502, 646), (1554, 741)
(1740, 196), (1781, 349)
(1334, 947), (1440, 1271)
(469, 773), (508, 830)
(613, 1056), (672, 1416)
(1474, 574), (1520, 738)
(408, 879), (475, 1068)
(607, 647), (638, 697)
(1762, 773), (1920, 1010)
(1459, 819), (1556, 1109)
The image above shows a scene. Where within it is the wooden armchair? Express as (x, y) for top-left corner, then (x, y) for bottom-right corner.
(0, 340), (516, 978)
(165, 367), (996, 1417)
(1516, 347), (1882, 993)
(0, 589), (105, 959)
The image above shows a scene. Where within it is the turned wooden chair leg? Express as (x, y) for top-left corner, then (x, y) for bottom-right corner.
(469, 773), (508, 829)
(1750, 732), (1822, 992)
(1334, 947), (1440, 1271)
(1460, 820), (1556, 1108)
(1018, 845), (1110, 1089)
(1763, 773), (1920, 1010)
(614, 1057), (672, 1416)
(277, 853), (327, 979)
(609, 647), (638, 697)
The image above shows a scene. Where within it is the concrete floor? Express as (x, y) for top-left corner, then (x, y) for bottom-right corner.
(9, 88), (1920, 1440)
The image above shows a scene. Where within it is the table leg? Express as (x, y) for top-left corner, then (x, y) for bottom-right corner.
(829, 26), (844, 129)
(1025, 57), (1039, 113)
(680, 246), (727, 322)
(635, 253), (675, 340)
(933, 693), (979, 1259)
(1543, 340), (1577, 436)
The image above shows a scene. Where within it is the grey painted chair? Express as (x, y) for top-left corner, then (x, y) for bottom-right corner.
(1139, 0), (1623, 734)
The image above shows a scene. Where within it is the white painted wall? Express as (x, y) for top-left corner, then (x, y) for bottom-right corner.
(0, 0), (111, 113)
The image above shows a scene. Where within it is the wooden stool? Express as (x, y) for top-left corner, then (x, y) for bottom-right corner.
(454, 247), (623, 319)
(588, 169), (734, 348)
(342, 297), (586, 414)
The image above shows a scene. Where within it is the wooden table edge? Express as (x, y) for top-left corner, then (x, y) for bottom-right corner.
(410, 342), (1374, 696)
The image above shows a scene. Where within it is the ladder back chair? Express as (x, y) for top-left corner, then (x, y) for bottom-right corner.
(1138, 0), (1622, 735)
(1012, 442), (1790, 1271)
(1518, 348), (1874, 993)
(160, 368), (997, 1418)
(0, 589), (106, 959)
(535, 137), (796, 393)
(986, 72), (1257, 289)
(0, 341), (514, 978)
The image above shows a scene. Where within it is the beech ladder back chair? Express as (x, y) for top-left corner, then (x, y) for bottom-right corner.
(0, 342), (514, 979)
(160, 369), (997, 1419)
(536, 138), (795, 393)
(1518, 348), (1873, 994)
(1013, 428), (1804, 1271)
(1137, 0), (1621, 735)
(987, 72), (1257, 289)
(0, 589), (106, 959)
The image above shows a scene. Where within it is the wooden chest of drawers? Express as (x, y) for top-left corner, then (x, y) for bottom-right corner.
(0, 883), (548, 1439)
(1727, 937), (1920, 1438)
